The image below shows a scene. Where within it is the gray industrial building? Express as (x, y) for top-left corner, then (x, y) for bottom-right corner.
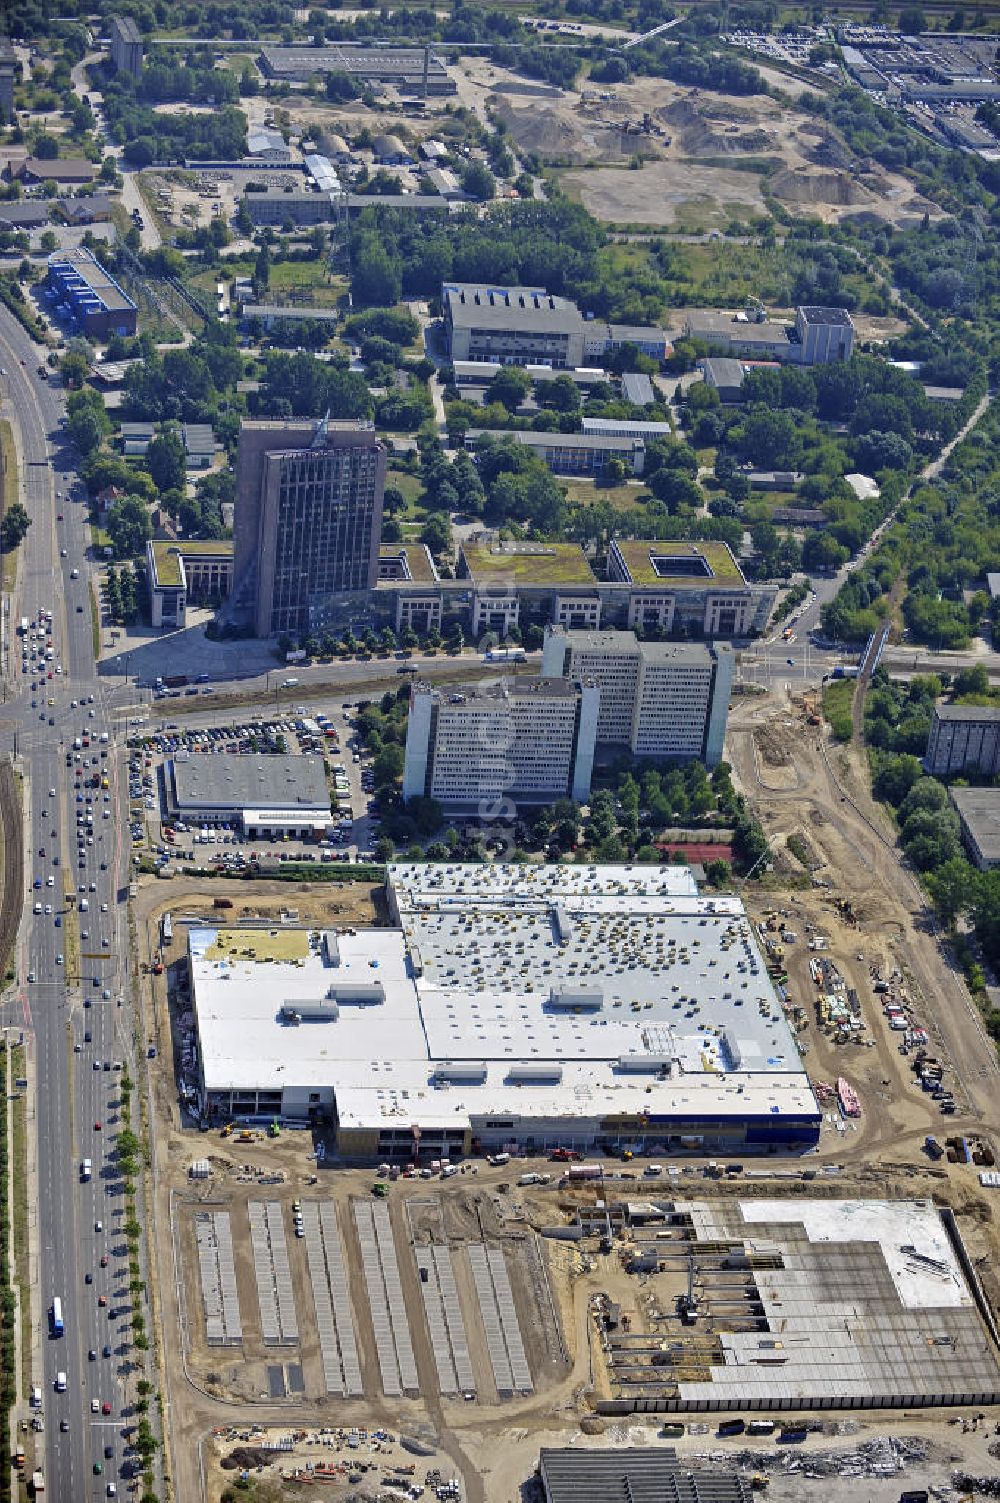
(230, 418), (386, 638)
(702, 356), (746, 403)
(166, 753), (331, 838)
(443, 283), (670, 369)
(925, 703), (1000, 777)
(0, 39), (17, 123)
(109, 15), (143, 78)
(538, 1450), (751, 1503)
(950, 787), (1000, 870)
(465, 427), (646, 478)
(257, 45), (455, 94)
(685, 304), (854, 364)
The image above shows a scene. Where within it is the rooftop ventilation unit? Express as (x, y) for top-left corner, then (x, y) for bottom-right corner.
(506, 1063), (563, 1084)
(433, 1062), (488, 1084)
(547, 985), (603, 1012)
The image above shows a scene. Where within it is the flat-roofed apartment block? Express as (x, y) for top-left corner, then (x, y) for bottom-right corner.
(542, 626), (640, 744)
(403, 677), (599, 807)
(377, 543), (442, 633)
(232, 417), (385, 637)
(146, 539), (234, 629)
(542, 626), (733, 766)
(925, 703), (1000, 776)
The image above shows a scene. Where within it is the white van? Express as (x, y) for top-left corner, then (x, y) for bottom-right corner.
(54, 1373), (66, 1392)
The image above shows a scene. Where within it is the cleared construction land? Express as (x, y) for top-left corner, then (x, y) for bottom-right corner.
(480, 74), (947, 229)
(175, 1173), (566, 1410)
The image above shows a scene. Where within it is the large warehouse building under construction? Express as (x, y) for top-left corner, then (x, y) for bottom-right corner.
(187, 863), (820, 1159)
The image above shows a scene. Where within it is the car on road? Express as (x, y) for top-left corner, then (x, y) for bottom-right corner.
(95, 1220), (102, 1232)
(101, 1401), (112, 1415)
(100, 1253), (108, 1266)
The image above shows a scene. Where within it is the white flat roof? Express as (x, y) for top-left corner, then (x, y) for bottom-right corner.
(190, 864), (818, 1129)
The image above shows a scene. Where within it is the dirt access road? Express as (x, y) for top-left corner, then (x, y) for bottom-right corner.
(728, 691), (1000, 1141)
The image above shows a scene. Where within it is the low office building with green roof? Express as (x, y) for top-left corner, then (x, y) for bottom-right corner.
(147, 540), (234, 630)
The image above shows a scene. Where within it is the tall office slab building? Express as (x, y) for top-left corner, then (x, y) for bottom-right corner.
(233, 418), (385, 637)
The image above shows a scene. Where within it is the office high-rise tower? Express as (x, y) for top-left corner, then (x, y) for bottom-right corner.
(233, 418), (386, 637)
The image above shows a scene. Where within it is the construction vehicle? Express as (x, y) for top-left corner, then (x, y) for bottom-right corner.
(236, 1130), (256, 1144)
(268, 1119), (281, 1139)
(220, 1123), (235, 1138)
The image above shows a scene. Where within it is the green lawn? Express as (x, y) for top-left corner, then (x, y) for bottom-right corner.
(386, 467), (428, 523)
(266, 262), (348, 309)
(822, 678), (854, 742)
(0, 420), (17, 592)
(560, 478), (645, 511)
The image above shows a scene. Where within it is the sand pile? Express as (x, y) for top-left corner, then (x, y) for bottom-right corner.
(771, 167), (873, 206)
(680, 124), (776, 155)
(495, 100), (625, 163)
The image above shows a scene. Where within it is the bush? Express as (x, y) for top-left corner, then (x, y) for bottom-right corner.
(822, 679), (854, 742)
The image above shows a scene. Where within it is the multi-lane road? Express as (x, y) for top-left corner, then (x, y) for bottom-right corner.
(0, 309), (138, 1499)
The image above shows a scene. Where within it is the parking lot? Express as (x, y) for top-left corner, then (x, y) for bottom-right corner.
(125, 703), (379, 868)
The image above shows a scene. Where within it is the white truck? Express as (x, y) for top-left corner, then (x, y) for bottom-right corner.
(80, 1159), (92, 1182)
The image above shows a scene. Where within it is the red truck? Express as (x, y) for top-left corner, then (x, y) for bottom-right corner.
(550, 1148), (582, 1163)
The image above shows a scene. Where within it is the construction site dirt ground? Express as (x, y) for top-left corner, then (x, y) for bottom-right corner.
(467, 72), (949, 228)
(128, 723), (1000, 1502)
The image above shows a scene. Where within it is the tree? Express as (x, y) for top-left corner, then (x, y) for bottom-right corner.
(32, 132), (58, 159)
(352, 237), (402, 307)
(953, 664), (990, 697)
(802, 531), (850, 572)
(146, 427), (186, 493)
(106, 495), (152, 559)
(855, 430), (912, 472)
(0, 502), (30, 550)
(487, 365), (531, 414)
(421, 512), (452, 558)
(737, 406), (799, 468)
(60, 349), (89, 388)
(925, 856), (977, 926)
(461, 160), (496, 200)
